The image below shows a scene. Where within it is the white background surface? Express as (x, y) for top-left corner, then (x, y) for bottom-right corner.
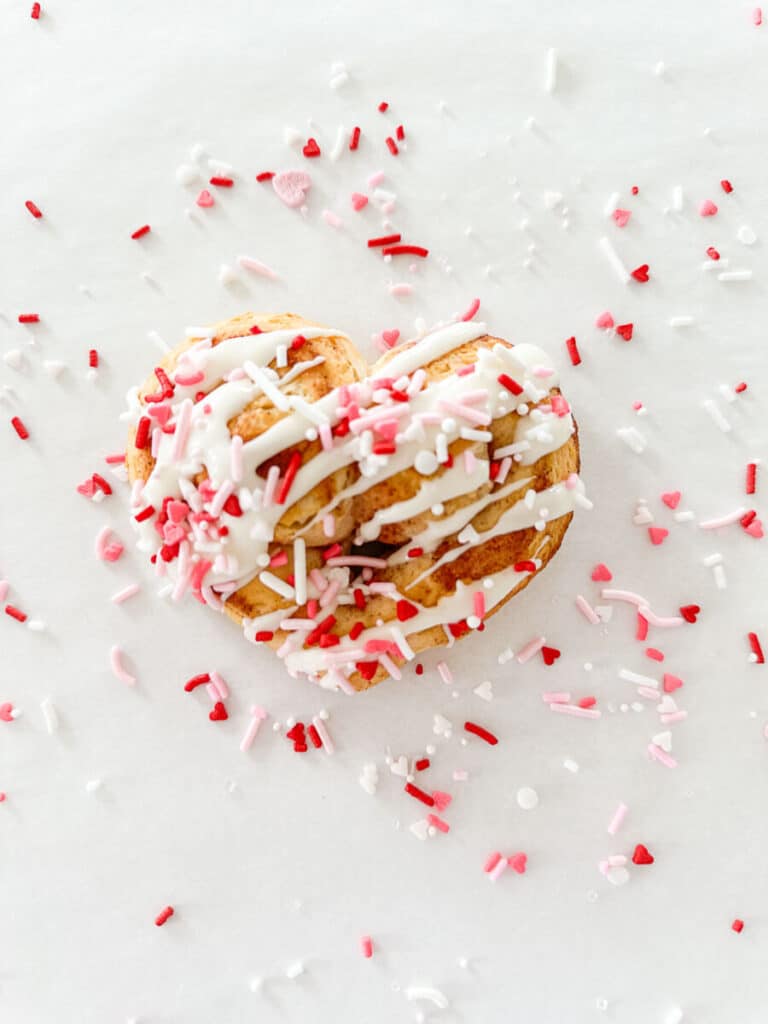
(2, 1), (768, 1021)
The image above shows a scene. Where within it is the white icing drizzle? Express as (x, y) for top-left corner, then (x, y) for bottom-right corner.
(128, 319), (585, 686)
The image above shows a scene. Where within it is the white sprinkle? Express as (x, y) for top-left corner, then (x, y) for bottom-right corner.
(40, 698), (58, 734)
(284, 961), (304, 980)
(3, 349), (24, 370)
(671, 185), (684, 211)
(563, 758), (579, 773)
(616, 427), (647, 454)
(175, 163), (199, 185)
(249, 976), (264, 993)
(598, 235), (630, 283)
(737, 225), (757, 245)
(405, 985), (450, 1009)
(619, 668), (658, 688)
(42, 359), (67, 376)
(654, 60), (666, 77)
(713, 564), (727, 590)
(293, 538), (307, 606)
(702, 552), (723, 567)
(218, 263), (238, 286)
(473, 680), (493, 701)
(329, 124), (346, 161)
(668, 315), (695, 328)
(702, 399), (731, 432)
(604, 191), (621, 217)
(718, 269), (753, 282)
(517, 786), (539, 810)
(258, 571), (295, 601)
(544, 47), (558, 93)
(85, 778), (103, 794)
(674, 509), (695, 523)
(283, 125), (303, 146)
(606, 802), (628, 835)
(664, 1007), (684, 1024)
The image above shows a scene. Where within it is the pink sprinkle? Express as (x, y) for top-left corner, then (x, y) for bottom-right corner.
(209, 671), (229, 700)
(238, 255), (278, 279)
(312, 716), (335, 754)
(484, 851), (502, 873)
(700, 508), (747, 530)
(368, 170), (386, 188)
(326, 555), (388, 569)
(473, 592), (486, 620)
(95, 526), (124, 563)
(350, 192), (368, 211)
(575, 594), (601, 624)
(437, 661), (453, 684)
(110, 645), (136, 685)
(543, 691), (571, 704)
(427, 814), (450, 834)
(606, 802), (628, 835)
(636, 612), (649, 641)
(648, 743), (678, 768)
(488, 857), (509, 882)
(389, 283), (413, 297)
(104, 452), (126, 465)
(111, 583), (140, 604)
(322, 209), (343, 228)
(174, 370), (205, 387)
(754, 6), (763, 24)
(516, 636), (546, 664)
(360, 936), (374, 959)
(549, 703), (601, 720)
(660, 710), (688, 725)
(646, 648), (665, 662)
(461, 297), (481, 321)
(612, 208), (631, 228)
(699, 199), (718, 217)
(240, 706), (268, 752)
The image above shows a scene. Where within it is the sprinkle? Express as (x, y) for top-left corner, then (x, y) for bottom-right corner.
(699, 507), (746, 530)
(360, 936), (374, 959)
(25, 200), (43, 218)
(5, 605), (27, 623)
(748, 633), (765, 664)
(367, 233), (402, 248)
(238, 255), (278, 279)
(544, 47), (558, 92)
(718, 269), (753, 282)
(18, 313), (40, 324)
(549, 703), (601, 720)
(312, 716), (335, 754)
(516, 635), (546, 664)
(404, 782), (435, 807)
(543, 691), (571, 704)
(110, 645), (136, 685)
(699, 199), (718, 217)
(285, 961), (305, 979)
(461, 297), (481, 321)
(255, 171), (275, 182)
(648, 743), (677, 768)
(754, 7), (763, 24)
(131, 224), (151, 239)
(10, 416), (29, 440)
(619, 668), (658, 688)
(565, 336), (581, 365)
(349, 126), (361, 151)
(598, 236), (630, 283)
(464, 721), (498, 745)
(382, 245), (429, 258)
(746, 463), (757, 494)
(275, 451), (302, 505)
(607, 802), (628, 835)
(258, 571), (295, 601)
(111, 583), (141, 604)
(385, 136), (399, 155)
(516, 786), (539, 810)
(575, 594), (600, 624)
(405, 986), (449, 1010)
(155, 906), (174, 927)
(497, 373), (524, 396)
(31, 2), (41, 17)
(721, 179), (734, 194)
(209, 176), (234, 187)
(240, 705), (268, 752)
(732, 919), (744, 933)
(488, 857), (508, 881)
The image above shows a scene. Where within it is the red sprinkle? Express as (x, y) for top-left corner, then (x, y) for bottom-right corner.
(323, 542), (343, 562)
(367, 233), (402, 248)
(184, 673), (211, 692)
(275, 451), (302, 505)
(630, 264), (650, 282)
(92, 473), (112, 496)
(88, 348), (99, 368)
(131, 224), (151, 239)
(565, 336), (581, 366)
(349, 126), (361, 151)
(415, 758), (430, 771)
(134, 505), (156, 523)
(385, 136), (399, 156)
(30, 2), (41, 17)
(209, 176), (234, 187)
(408, 547), (424, 558)
(307, 724), (322, 748)
(720, 179), (734, 194)
(255, 171), (275, 182)
(732, 918), (744, 933)
(11, 416), (29, 440)
(353, 587), (366, 610)
(155, 906), (174, 927)
(631, 185), (639, 195)
(396, 124), (405, 141)
(514, 560), (536, 573)
(25, 200), (43, 219)
(396, 600), (419, 622)
(378, 101), (389, 112)
(254, 631), (274, 642)
(748, 632), (765, 664)
(646, 648), (665, 662)
(706, 246), (721, 261)
(498, 373), (524, 396)
(349, 621), (365, 641)
(464, 721), (498, 745)
(302, 138), (321, 159)
(746, 463), (757, 495)
(381, 245), (429, 258)
(404, 782), (435, 807)
(18, 314), (40, 324)
(134, 416), (151, 450)
(5, 605), (27, 623)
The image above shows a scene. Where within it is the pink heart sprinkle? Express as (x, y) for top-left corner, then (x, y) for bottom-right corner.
(149, 405), (172, 427)
(350, 192), (368, 211)
(508, 852), (527, 874)
(699, 199), (718, 217)
(648, 526), (669, 546)
(591, 563), (612, 582)
(0, 703), (14, 722)
(431, 790), (452, 812)
(661, 491), (681, 510)
(746, 519), (764, 538)
(382, 329), (400, 347)
(595, 311), (615, 329)
(196, 189), (214, 208)
(77, 480), (97, 497)
(612, 208), (631, 228)
(102, 542), (124, 563)
(663, 673), (684, 693)
(272, 170), (312, 209)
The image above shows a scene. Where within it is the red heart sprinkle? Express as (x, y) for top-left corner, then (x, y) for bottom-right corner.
(661, 491), (681, 509)
(541, 646), (561, 666)
(615, 323), (634, 341)
(508, 852), (528, 874)
(679, 604), (700, 623)
(209, 701), (228, 722)
(632, 843), (654, 865)
(648, 526), (669, 545)
(631, 263), (650, 282)
(591, 563), (612, 582)
(396, 599), (419, 622)
(356, 661), (378, 681)
(303, 138), (321, 158)
(663, 673), (683, 693)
